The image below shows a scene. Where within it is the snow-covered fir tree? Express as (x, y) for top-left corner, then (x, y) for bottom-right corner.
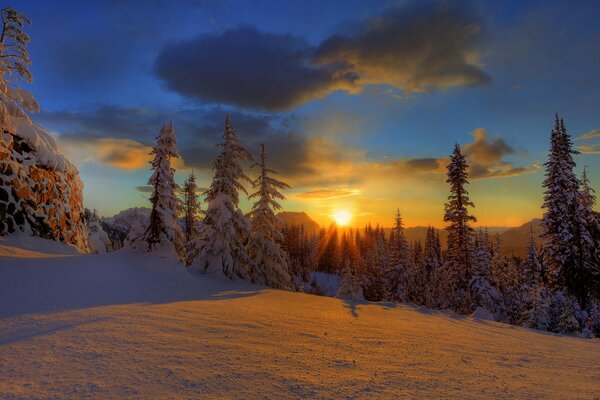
(521, 225), (543, 288)
(443, 143), (477, 313)
(387, 209), (414, 301)
(337, 267), (364, 300)
(525, 283), (551, 331)
(246, 144), (292, 289)
(181, 171), (201, 242)
(187, 115), (253, 279)
(541, 115), (590, 305)
(578, 167), (600, 296)
(421, 226), (443, 308)
(470, 229), (504, 320)
(143, 121), (183, 254)
(0, 6), (39, 130)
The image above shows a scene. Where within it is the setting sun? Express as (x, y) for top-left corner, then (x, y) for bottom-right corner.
(332, 210), (352, 226)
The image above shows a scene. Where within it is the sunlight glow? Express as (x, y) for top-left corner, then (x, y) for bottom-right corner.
(332, 210), (352, 226)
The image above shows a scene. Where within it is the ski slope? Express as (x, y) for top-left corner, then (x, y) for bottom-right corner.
(1, 236), (599, 399)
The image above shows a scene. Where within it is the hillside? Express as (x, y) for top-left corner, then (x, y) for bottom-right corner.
(278, 211), (321, 233)
(498, 218), (543, 258)
(1, 236), (599, 399)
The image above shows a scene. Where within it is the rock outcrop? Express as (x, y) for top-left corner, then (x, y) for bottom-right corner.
(0, 119), (88, 251)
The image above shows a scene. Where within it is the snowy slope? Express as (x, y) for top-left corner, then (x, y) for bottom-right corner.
(1, 238), (599, 399)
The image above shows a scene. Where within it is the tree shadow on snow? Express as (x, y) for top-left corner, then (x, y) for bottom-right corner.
(0, 252), (264, 319)
(0, 317), (110, 345)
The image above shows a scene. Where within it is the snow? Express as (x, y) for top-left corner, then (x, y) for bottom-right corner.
(1, 237), (600, 399)
(12, 118), (73, 173)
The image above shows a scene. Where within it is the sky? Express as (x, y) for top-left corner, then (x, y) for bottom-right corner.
(17, 0), (600, 228)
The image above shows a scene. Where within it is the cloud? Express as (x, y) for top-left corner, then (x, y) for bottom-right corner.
(314, 1), (490, 93)
(462, 128), (536, 179)
(577, 144), (600, 154)
(35, 105), (311, 176)
(154, 1), (489, 111)
(294, 188), (362, 200)
(155, 26), (358, 111)
(64, 137), (153, 171)
(405, 158), (442, 171)
(576, 129), (600, 141)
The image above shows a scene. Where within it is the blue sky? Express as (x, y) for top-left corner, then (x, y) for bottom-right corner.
(17, 0), (600, 227)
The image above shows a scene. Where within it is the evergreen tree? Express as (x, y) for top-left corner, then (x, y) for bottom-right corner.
(521, 225), (543, 288)
(525, 283), (551, 331)
(387, 209), (414, 301)
(337, 267), (364, 300)
(144, 121), (182, 254)
(541, 115), (590, 304)
(443, 144), (477, 312)
(470, 229), (504, 319)
(0, 6), (39, 130)
(247, 144), (292, 289)
(422, 226), (442, 307)
(181, 171), (201, 242)
(578, 167), (600, 295)
(187, 115), (253, 279)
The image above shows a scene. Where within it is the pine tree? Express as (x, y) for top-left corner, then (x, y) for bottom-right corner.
(387, 209), (414, 301)
(143, 121), (182, 254)
(578, 167), (600, 295)
(541, 115), (592, 305)
(0, 6), (39, 130)
(470, 229), (504, 319)
(521, 225), (543, 288)
(187, 115), (253, 279)
(181, 171), (201, 242)
(526, 283), (551, 331)
(337, 267), (364, 300)
(247, 144), (292, 289)
(444, 143), (477, 313)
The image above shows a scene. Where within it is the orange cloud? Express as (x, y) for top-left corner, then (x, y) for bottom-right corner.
(294, 188), (362, 200)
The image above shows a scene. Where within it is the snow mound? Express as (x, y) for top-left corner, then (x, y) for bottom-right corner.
(0, 232), (80, 258)
(12, 118), (73, 173)
(472, 306), (496, 322)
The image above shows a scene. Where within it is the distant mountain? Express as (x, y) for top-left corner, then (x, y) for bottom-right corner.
(277, 211), (321, 233)
(498, 218), (542, 258)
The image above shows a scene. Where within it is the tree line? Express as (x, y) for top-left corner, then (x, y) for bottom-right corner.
(141, 113), (599, 337)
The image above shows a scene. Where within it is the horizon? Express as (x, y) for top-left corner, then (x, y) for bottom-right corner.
(16, 0), (600, 227)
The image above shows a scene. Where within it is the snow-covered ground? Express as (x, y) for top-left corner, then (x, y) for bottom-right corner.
(1, 236), (599, 399)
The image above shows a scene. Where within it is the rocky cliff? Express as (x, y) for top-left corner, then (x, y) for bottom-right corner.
(0, 118), (88, 251)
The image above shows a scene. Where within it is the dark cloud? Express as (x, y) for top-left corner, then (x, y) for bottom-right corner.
(405, 158), (441, 171)
(154, 1), (489, 111)
(314, 1), (490, 93)
(155, 26), (358, 111)
(462, 128), (539, 179)
(34, 105), (314, 179)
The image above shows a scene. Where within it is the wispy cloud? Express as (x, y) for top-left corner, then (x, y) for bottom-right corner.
(294, 188), (362, 200)
(576, 129), (600, 141)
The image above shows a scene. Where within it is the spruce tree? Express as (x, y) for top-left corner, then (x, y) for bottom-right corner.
(187, 115), (253, 279)
(541, 115), (592, 305)
(0, 6), (39, 130)
(443, 143), (477, 313)
(387, 209), (414, 301)
(470, 229), (503, 319)
(182, 171), (201, 242)
(247, 144), (292, 289)
(144, 121), (182, 254)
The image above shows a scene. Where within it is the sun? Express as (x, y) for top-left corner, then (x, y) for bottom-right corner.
(332, 210), (352, 226)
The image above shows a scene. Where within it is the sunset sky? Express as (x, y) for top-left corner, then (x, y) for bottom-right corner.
(19, 0), (600, 228)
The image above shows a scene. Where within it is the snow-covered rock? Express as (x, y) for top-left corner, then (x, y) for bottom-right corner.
(0, 118), (87, 250)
